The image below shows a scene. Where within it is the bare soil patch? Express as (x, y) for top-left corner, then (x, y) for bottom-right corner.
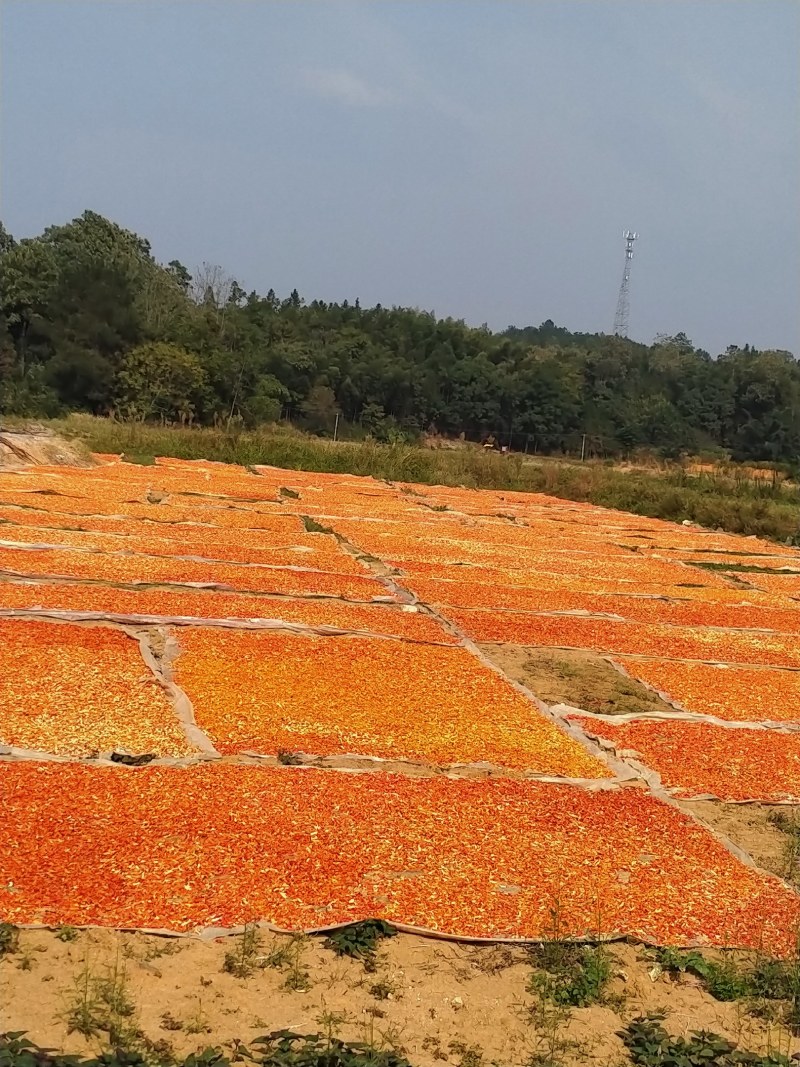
(480, 643), (675, 717)
(681, 799), (800, 882)
(3, 929), (797, 1066)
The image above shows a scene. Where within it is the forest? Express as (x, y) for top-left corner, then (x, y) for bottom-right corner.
(1, 210), (797, 463)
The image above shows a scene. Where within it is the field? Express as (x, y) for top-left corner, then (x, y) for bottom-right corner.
(5, 450), (800, 1063)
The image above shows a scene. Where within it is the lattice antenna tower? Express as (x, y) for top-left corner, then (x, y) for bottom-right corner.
(613, 230), (638, 337)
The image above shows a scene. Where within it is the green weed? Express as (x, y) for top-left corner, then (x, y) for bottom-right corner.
(0, 924), (20, 957)
(263, 935), (311, 992)
(324, 920), (397, 972)
(619, 1013), (791, 1067)
(55, 926), (80, 943)
(527, 944), (612, 1008)
(222, 922), (263, 978)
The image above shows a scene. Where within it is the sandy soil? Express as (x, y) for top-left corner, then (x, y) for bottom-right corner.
(3, 928), (797, 1065)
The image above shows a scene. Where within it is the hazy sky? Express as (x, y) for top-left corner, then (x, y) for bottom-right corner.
(2, 1), (798, 355)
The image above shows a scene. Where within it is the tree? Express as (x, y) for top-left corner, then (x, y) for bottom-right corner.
(3, 208), (798, 466)
(114, 342), (208, 422)
(240, 375), (288, 426)
(167, 260), (192, 293)
(301, 384), (339, 434)
(0, 221), (16, 256)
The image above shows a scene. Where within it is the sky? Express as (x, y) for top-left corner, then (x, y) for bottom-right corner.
(1, 0), (798, 356)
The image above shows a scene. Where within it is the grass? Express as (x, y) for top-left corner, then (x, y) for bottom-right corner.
(43, 415), (800, 543)
(516, 650), (672, 718)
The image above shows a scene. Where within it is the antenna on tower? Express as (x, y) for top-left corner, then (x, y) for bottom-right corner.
(613, 230), (638, 337)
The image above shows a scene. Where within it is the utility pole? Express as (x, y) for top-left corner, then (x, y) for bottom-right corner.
(613, 230), (638, 337)
(333, 412), (340, 442)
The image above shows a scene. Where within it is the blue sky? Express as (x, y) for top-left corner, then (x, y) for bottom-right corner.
(2, 1), (798, 355)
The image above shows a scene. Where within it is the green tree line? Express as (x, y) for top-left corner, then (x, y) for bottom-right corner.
(1, 211), (797, 461)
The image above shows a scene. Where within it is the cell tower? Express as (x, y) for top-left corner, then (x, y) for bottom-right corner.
(613, 230), (638, 337)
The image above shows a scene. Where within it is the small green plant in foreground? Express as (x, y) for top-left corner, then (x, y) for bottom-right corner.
(527, 943), (612, 1008)
(619, 1014), (791, 1067)
(263, 935), (311, 992)
(55, 926), (80, 943)
(63, 954), (139, 1050)
(0, 1029), (413, 1067)
(222, 923), (264, 978)
(324, 920), (397, 972)
(250, 1029), (411, 1067)
(0, 923), (20, 957)
(654, 947), (800, 1011)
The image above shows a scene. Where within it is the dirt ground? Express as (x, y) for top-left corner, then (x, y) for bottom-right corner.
(680, 800), (799, 882)
(3, 928), (798, 1065)
(480, 644), (675, 717)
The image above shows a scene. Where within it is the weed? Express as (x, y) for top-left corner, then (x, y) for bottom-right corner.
(522, 985), (574, 1067)
(250, 1029), (412, 1067)
(55, 925), (80, 943)
(528, 944), (612, 1008)
(368, 977), (401, 1001)
(0, 923), (19, 957)
(141, 939), (182, 962)
(263, 935), (311, 992)
(324, 920), (397, 971)
(448, 1042), (484, 1067)
(421, 1036), (448, 1061)
(64, 961), (105, 1039)
(704, 957), (752, 1002)
(222, 922), (263, 978)
(16, 951), (34, 972)
(160, 1013), (184, 1032)
(315, 1009), (353, 1047)
(96, 955), (136, 1020)
(619, 1013), (791, 1067)
(263, 938), (296, 970)
(282, 950), (312, 993)
(276, 750), (304, 766)
(183, 1001), (211, 1036)
(357, 1017), (406, 1058)
(468, 944), (521, 975)
(63, 953), (142, 1052)
(301, 516), (333, 534)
